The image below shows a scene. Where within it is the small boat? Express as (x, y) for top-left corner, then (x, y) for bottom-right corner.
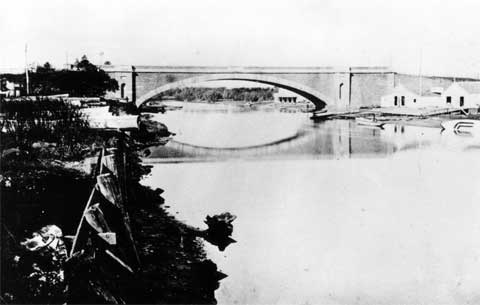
(441, 119), (480, 135)
(164, 105), (183, 111)
(310, 109), (335, 120)
(355, 117), (385, 128)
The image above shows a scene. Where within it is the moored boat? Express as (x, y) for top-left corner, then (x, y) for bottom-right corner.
(310, 109), (336, 120)
(355, 117), (385, 128)
(441, 119), (480, 135)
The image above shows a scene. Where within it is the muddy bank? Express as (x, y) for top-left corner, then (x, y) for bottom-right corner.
(128, 184), (226, 304)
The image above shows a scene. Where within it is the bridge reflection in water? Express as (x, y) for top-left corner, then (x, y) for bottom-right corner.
(142, 119), (449, 163)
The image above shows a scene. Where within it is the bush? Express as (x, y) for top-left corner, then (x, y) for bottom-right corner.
(1, 98), (93, 159)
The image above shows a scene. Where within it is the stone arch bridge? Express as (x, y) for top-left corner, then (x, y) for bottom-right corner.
(103, 66), (395, 110)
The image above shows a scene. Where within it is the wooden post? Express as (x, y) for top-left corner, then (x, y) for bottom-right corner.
(116, 132), (141, 268)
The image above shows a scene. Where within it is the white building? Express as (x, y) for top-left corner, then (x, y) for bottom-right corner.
(380, 83), (443, 108)
(442, 81), (480, 109)
(0, 79), (23, 97)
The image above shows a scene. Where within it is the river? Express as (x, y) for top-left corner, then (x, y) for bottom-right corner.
(142, 102), (480, 305)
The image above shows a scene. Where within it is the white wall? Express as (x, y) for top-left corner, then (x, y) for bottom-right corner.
(381, 93), (443, 109)
(416, 96), (443, 108)
(441, 84), (480, 108)
(466, 94), (480, 108)
(381, 93), (419, 108)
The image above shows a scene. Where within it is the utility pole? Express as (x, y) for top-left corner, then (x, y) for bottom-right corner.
(131, 66), (137, 103)
(418, 48), (423, 96)
(25, 43), (30, 95)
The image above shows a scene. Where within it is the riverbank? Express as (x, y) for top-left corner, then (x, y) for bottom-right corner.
(0, 98), (228, 304)
(319, 106), (480, 128)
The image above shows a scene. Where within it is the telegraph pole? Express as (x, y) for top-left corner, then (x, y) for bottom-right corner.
(25, 43), (30, 95)
(418, 48), (423, 96)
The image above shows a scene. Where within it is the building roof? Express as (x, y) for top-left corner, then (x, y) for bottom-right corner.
(388, 84), (417, 96)
(387, 83), (439, 97)
(456, 81), (480, 94)
(401, 82), (440, 97)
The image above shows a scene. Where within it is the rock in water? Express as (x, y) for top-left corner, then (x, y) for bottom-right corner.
(137, 113), (173, 137)
(203, 212), (237, 251)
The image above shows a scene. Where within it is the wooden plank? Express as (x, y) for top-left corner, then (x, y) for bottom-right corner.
(84, 203), (112, 233)
(69, 149), (104, 257)
(96, 173), (123, 209)
(93, 148), (105, 177)
(98, 232), (117, 245)
(69, 185), (97, 257)
(103, 154), (118, 177)
(105, 250), (134, 273)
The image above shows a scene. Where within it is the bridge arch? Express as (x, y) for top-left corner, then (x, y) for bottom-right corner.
(135, 73), (331, 109)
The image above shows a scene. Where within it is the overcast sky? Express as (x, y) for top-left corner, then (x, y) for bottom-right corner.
(2, 0), (480, 77)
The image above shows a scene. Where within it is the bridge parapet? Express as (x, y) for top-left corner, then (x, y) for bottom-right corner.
(101, 65), (392, 74)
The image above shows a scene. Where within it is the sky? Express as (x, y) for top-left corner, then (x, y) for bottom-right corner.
(2, 0), (480, 77)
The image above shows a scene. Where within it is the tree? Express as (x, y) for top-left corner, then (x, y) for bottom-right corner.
(36, 62), (54, 73)
(2, 57), (119, 97)
(75, 55), (98, 72)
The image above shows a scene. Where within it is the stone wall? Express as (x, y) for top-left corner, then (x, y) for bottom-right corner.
(351, 72), (395, 108)
(395, 73), (478, 94)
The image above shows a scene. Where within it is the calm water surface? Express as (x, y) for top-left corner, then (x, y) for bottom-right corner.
(142, 102), (480, 305)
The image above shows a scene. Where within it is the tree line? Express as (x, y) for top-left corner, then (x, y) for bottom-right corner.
(1, 56), (118, 97)
(158, 87), (276, 102)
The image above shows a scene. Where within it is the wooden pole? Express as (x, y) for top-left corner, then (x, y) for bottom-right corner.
(24, 43), (30, 96)
(116, 132), (141, 268)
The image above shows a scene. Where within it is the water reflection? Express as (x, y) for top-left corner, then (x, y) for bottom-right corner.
(141, 102), (480, 305)
(143, 103), (480, 162)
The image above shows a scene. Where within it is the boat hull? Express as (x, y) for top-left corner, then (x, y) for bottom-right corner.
(355, 118), (385, 127)
(441, 119), (480, 135)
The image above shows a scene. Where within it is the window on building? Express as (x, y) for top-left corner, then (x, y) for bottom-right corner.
(460, 96), (465, 107)
(339, 83), (344, 100)
(446, 96), (452, 104)
(394, 96), (398, 106)
(401, 96), (405, 106)
(120, 83), (126, 98)
(413, 99), (417, 103)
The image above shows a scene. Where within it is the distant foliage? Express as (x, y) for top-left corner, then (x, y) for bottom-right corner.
(157, 87), (275, 102)
(2, 56), (118, 97)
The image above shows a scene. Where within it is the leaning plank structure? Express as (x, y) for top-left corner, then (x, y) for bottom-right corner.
(67, 139), (140, 302)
